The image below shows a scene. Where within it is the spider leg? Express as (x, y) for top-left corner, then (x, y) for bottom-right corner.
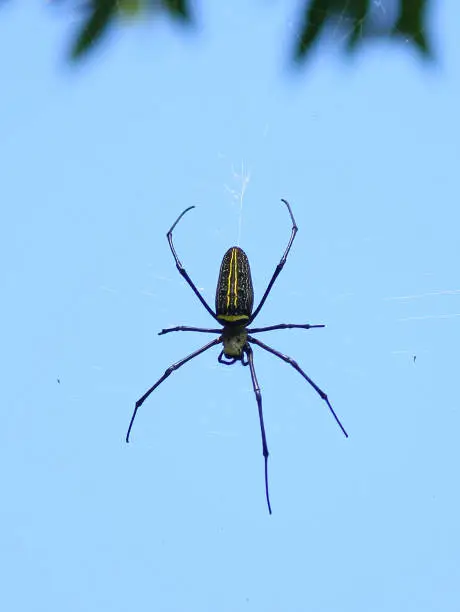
(217, 350), (238, 365)
(248, 336), (348, 438)
(217, 350), (249, 366)
(159, 326), (222, 336)
(249, 199), (298, 323)
(126, 337), (221, 442)
(167, 206), (218, 321)
(247, 323), (325, 334)
(245, 344), (272, 515)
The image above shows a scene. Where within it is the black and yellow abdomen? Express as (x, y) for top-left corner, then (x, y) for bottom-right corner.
(215, 247), (254, 323)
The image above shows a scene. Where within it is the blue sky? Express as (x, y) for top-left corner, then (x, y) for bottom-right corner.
(1, 2), (459, 610)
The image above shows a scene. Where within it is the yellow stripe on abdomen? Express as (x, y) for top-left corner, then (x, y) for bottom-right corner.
(226, 247), (239, 311)
(233, 247), (238, 307)
(217, 314), (249, 322)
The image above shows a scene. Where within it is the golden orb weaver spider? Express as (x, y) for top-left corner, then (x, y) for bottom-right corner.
(126, 199), (348, 514)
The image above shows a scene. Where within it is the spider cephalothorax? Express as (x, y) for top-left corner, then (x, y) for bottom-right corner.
(126, 199), (348, 514)
(220, 323), (248, 360)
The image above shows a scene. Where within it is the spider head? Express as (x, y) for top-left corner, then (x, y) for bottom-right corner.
(221, 324), (248, 358)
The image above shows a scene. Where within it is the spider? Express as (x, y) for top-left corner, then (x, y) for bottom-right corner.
(126, 199), (348, 514)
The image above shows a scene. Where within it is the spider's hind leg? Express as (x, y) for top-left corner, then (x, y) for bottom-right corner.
(167, 206), (217, 321)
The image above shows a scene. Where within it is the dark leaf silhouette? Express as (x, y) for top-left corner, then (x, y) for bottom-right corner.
(72, 0), (118, 59)
(294, 0), (430, 62)
(71, 0), (191, 59)
(392, 0), (430, 55)
(39, 1), (432, 63)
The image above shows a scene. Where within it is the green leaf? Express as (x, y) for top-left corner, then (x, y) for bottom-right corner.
(162, 0), (190, 21)
(345, 0), (369, 52)
(392, 0), (430, 56)
(71, 0), (118, 59)
(294, 0), (331, 62)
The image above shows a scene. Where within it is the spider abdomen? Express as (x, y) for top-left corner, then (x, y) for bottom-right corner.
(216, 247), (254, 323)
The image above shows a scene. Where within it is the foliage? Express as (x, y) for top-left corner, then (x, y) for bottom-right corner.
(57, 0), (430, 62)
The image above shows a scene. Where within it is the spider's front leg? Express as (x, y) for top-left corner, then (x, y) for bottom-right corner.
(126, 337), (221, 442)
(248, 335), (348, 438)
(244, 344), (272, 514)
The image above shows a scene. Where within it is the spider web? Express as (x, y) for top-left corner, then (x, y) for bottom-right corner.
(223, 160), (251, 247)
